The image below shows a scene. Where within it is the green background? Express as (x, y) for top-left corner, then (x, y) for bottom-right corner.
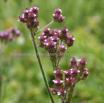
(0, 0), (104, 103)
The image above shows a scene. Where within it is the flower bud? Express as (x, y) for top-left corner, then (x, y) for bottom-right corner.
(11, 27), (16, 34)
(59, 26), (68, 40)
(53, 8), (65, 23)
(26, 21), (32, 28)
(66, 35), (75, 47)
(24, 8), (30, 19)
(51, 29), (60, 37)
(59, 44), (67, 52)
(11, 28), (21, 36)
(18, 6), (39, 29)
(79, 58), (87, 69)
(45, 37), (54, 42)
(15, 30), (21, 36)
(52, 36), (59, 42)
(54, 68), (63, 79)
(71, 68), (80, 77)
(0, 28), (21, 43)
(55, 8), (62, 16)
(70, 57), (77, 68)
(4, 30), (9, 38)
(38, 35), (46, 41)
(64, 69), (72, 79)
(49, 88), (57, 95)
(44, 40), (56, 53)
(57, 87), (66, 95)
(82, 71), (89, 79)
(43, 28), (50, 36)
(33, 20), (39, 29)
(28, 13), (36, 21)
(58, 15), (65, 23)
(0, 31), (4, 38)
(18, 13), (28, 23)
(65, 33), (70, 41)
(9, 33), (14, 41)
(61, 26), (68, 35)
(38, 41), (44, 47)
(82, 68), (89, 79)
(70, 77), (76, 86)
(31, 6), (39, 16)
(65, 77), (76, 86)
(52, 79), (63, 88)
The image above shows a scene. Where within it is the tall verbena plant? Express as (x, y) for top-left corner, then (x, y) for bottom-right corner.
(0, 27), (21, 102)
(18, 5), (89, 103)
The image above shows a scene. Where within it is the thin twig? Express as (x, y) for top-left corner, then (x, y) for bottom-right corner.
(30, 29), (55, 103)
(0, 68), (2, 103)
(35, 21), (54, 35)
(66, 85), (75, 103)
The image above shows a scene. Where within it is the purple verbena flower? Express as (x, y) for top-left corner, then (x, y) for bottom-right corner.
(70, 57), (77, 68)
(18, 5), (39, 30)
(54, 68), (63, 79)
(0, 28), (21, 43)
(49, 88), (57, 95)
(53, 8), (65, 23)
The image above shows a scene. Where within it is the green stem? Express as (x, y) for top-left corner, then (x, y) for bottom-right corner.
(0, 68), (2, 103)
(50, 53), (61, 71)
(66, 85), (75, 103)
(50, 58), (57, 71)
(30, 29), (55, 103)
(0, 43), (7, 102)
(35, 21), (54, 35)
(57, 58), (61, 69)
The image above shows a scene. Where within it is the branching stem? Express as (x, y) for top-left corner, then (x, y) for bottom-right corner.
(35, 21), (54, 35)
(30, 29), (55, 103)
(0, 68), (2, 103)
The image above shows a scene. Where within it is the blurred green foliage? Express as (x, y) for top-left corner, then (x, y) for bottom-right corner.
(0, 0), (104, 103)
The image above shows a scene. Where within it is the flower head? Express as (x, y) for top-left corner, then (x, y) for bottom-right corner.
(53, 8), (65, 23)
(57, 87), (66, 95)
(79, 58), (87, 69)
(70, 57), (77, 68)
(49, 88), (57, 95)
(0, 27), (21, 43)
(54, 68), (63, 79)
(18, 6), (39, 30)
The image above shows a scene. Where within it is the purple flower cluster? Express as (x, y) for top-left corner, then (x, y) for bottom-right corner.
(53, 8), (65, 23)
(38, 26), (75, 55)
(50, 58), (89, 96)
(18, 5), (89, 103)
(0, 27), (21, 43)
(18, 6), (39, 30)
(18, 7), (65, 31)
(38, 26), (75, 70)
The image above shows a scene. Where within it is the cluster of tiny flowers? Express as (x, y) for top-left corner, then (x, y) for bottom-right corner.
(0, 27), (21, 43)
(53, 8), (65, 23)
(18, 5), (39, 30)
(49, 58), (89, 97)
(38, 26), (75, 56)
